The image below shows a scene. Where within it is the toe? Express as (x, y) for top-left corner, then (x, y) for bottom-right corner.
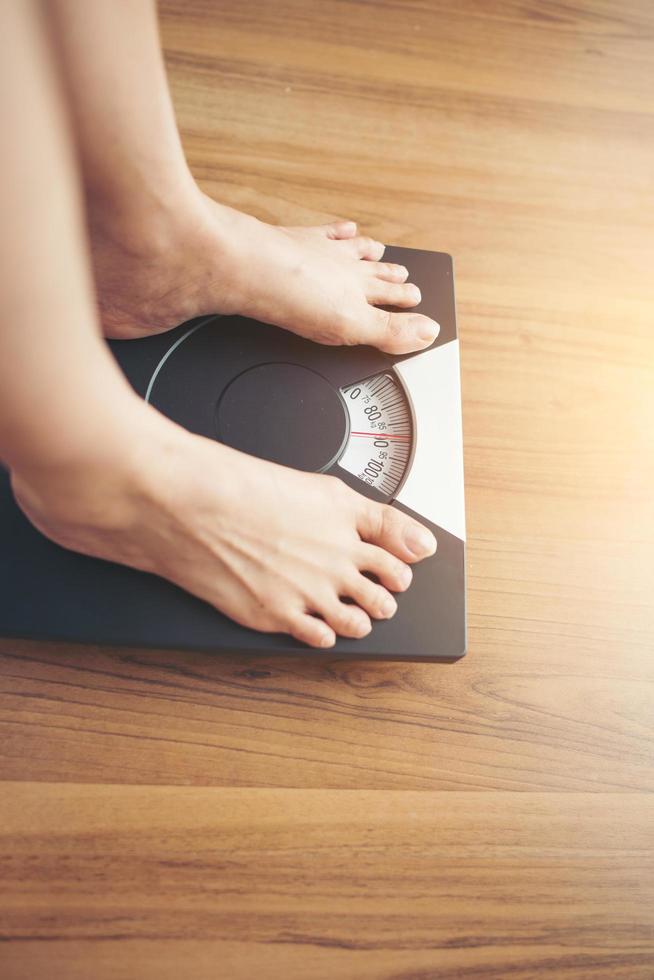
(357, 502), (437, 564)
(357, 543), (413, 592)
(345, 572), (398, 619)
(367, 280), (422, 308)
(322, 219), (357, 240)
(342, 235), (386, 260)
(364, 308), (440, 355)
(320, 599), (372, 639)
(289, 613), (336, 649)
(366, 262), (409, 283)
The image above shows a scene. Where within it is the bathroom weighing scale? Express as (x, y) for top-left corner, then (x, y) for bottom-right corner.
(0, 247), (466, 661)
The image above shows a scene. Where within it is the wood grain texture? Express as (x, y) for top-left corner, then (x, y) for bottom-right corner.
(1, 0), (653, 977)
(1, 785), (653, 979)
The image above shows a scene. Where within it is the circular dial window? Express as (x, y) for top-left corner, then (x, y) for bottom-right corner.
(338, 372), (414, 498)
(142, 317), (415, 503)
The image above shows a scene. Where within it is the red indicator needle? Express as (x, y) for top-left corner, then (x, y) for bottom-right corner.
(350, 431), (410, 441)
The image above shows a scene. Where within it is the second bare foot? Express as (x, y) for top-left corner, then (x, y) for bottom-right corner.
(91, 189), (440, 353)
(12, 407), (437, 649)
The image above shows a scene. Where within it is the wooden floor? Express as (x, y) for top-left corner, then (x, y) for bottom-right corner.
(2, 1), (654, 977)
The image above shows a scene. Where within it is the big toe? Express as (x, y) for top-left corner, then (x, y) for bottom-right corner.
(357, 500), (437, 564)
(365, 307), (440, 355)
(322, 219), (358, 240)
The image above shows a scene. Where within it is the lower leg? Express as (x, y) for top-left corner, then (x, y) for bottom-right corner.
(44, 0), (439, 350)
(0, 0), (142, 477)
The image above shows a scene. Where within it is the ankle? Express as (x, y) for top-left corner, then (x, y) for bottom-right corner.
(9, 405), (182, 562)
(86, 167), (202, 259)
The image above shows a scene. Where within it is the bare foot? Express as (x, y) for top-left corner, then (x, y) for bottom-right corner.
(91, 190), (440, 353)
(12, 408), (436, 649)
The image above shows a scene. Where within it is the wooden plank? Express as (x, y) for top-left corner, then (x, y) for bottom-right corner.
(0, 785), (652, 979)
(1, 637), (653, 791)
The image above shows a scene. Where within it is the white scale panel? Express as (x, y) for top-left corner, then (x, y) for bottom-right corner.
(394, 339), (466, 542)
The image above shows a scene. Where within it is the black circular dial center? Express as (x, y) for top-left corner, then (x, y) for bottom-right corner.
(216, 362), (348, 472)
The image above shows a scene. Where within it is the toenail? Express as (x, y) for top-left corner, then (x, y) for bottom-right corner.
(418, 319), (439, 342)
(408, 285), (421, 302)
(381, 595), (397, 617)
(399, 565), (413, 589)
(404, 525), (437, 558)
(351, 614), (371, 636)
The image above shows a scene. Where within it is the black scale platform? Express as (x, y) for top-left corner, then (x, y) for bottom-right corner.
(0, 247), (466, 661)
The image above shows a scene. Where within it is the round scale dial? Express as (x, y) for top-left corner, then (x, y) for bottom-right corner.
(338, 373), (413, 498)
(143, 318), (415, 503)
